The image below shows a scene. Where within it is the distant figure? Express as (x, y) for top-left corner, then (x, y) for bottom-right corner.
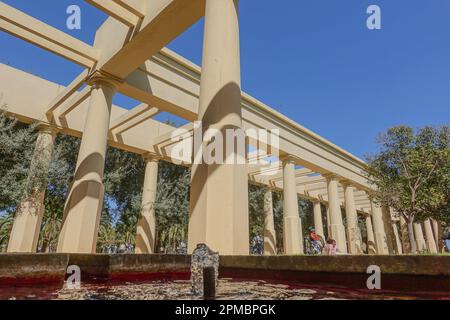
(443, 231), (450, 253)
(323, 239), (337, 255)
(309, 227), (324, 254)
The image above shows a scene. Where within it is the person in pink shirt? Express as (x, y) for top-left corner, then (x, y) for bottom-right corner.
(323, 239), (337, 255)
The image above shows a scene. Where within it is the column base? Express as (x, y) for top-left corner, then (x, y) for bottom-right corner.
(347, 227), (362, 255)
(188, 163), (250, 256)
(330, 223), (347, 253)
(283, 216), (303, 255)
(7, 198), (44, 253)
(57, 180), (104, 254)
(264, 229), (277, 255)
(374, 232), (389, 255)
(135, 214), (155, 254)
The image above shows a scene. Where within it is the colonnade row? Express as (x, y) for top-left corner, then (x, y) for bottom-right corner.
(4, 0), (441, 256)
(4, 131), (384, 255)
(7, 131), (440, 255)
(264, 158), (390, 255)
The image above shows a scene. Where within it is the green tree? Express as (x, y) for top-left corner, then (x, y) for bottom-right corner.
(366, 126), (449, 253)
(153, 161), (190, 253)
(0, 110), (37, 211)
(248, 184), (265, 253)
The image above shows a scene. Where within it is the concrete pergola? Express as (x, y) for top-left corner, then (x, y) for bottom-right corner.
(2, 1), (429, 256)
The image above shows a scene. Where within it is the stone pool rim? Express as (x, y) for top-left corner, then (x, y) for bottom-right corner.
(0, 254), (449, 297)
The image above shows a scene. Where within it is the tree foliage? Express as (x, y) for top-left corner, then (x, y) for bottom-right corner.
(366, 125), (449, 253)
(0, 110), (320, 254)
(0, 110), (192, 253)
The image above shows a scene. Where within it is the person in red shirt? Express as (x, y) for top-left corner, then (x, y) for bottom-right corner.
(309, 227), (325, 253)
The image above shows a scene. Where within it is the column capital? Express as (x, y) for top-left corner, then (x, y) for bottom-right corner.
(312, 198), (321, 204)
(340, 179), (354, 188)
(142, 152), (162, 163)
(36, 122), (58, 135)
(280, 154), (298, 165)
(364, 190), (375, 199)
(87, 70), (123, 89)
(322, 172), (340, 181)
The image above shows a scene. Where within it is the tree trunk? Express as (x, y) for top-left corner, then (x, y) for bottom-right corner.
(437, 221), (444, 253)
(399, 217), (410, 254)
(41, 239), (48, 253)
(407, 220), (417, 254)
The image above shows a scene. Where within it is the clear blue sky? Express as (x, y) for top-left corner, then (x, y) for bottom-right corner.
(1, 0), (449, 159)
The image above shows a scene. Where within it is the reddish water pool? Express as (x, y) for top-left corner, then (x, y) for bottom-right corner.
(1, 278), (448, 300)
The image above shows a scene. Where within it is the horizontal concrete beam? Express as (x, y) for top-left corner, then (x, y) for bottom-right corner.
(124, 48), (371, 190)
(0, 63), (174, 156)
(46, 70), (90, 119)
(94, 0), (206, 79)
(85, 0), (140, 26)
(56, 86), (92, 120)
(109, 103), (158, 131)
(112, 0), (146, 17)
(0, 2), (98, 68)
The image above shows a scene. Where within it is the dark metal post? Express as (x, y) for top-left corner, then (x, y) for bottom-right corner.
(203, 267), (216, 299)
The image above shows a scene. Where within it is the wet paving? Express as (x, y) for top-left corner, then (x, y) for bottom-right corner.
(1, 278), (439, 300)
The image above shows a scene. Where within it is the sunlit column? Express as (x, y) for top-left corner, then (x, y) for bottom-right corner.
(342, 181), (360, 254)
(431, 219), (440, 252)
(135, 156), (159, 254)
(57, 73), (119, 253)
(8, 124), (56, 253)
(423, 219), (437, 253)
(399, 215), (410, 253)
(312, 200), (324, 239)
(370, 199), (389, 254)
(326, 207), (331, 237)
(187, 0), (249, 255)
(365, 215), (377, 254)
(263, 189), (277, 255)
(392, 222), (403, 254)
(282, 156), (303, 254)
(413, 223), (427, 252)
(324, 174), (347, 253)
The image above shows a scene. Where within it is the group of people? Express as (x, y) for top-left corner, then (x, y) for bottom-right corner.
(309, 227), (450, 254)
(308, 228), (343, 255)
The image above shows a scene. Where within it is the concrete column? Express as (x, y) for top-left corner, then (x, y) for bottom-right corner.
(399, 215), (410, 253)
(326, 207), (331, 237)
(423, 219), (438, 253)
(431, 219), (440, 251)
(370, 200), (389, 254)
(365, 215), (377, 254)
(392, 223), (403, 254)
(381, 207), (395, 254)
(342, 182), (360, 254)
(263, 189), (277, 255)
(187, 0), (249, 255)
(7, 124), (56, 253)
(282, 157), (303, 254)
(413, 223), (427, 252)
(312, 200), (324, 239)
(324, 174), (347, 253)
(135, 157), (159, 254)
(57, 74), (119, 253)
(356, 223), (364, 253)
